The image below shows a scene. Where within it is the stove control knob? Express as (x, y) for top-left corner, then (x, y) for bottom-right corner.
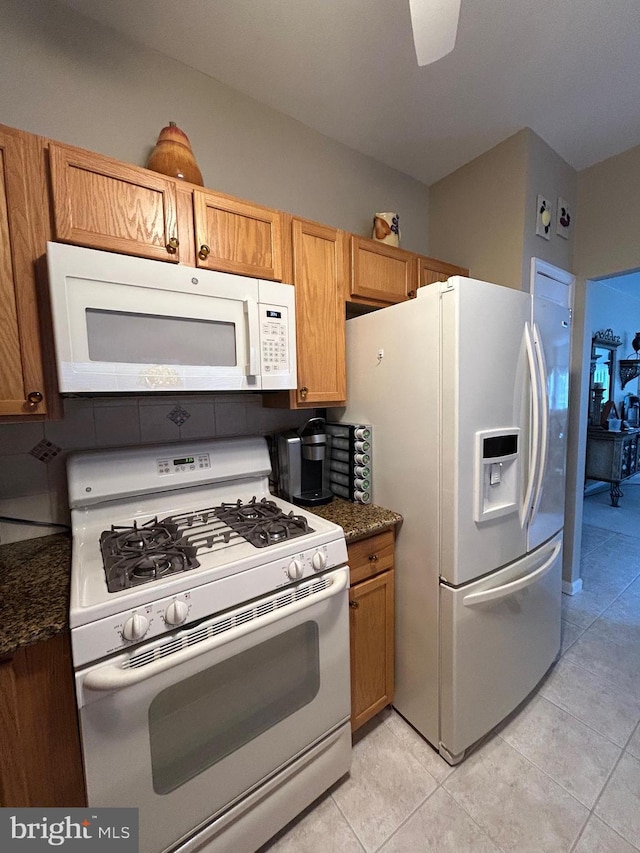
(312, 551), (327, 572)
(165, 600), (188, 626)
(287, 559), (303, 580)
(122, 612), (149, 642)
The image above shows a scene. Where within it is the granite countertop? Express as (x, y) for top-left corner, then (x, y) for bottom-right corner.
(0, 533), (71, 657)
(306, 497), (402, 542)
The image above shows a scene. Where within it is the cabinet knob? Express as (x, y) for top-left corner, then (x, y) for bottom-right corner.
(349, 600), (359, 609)
(299, 386), (309, 400)
(408, 290), (416, 298)
(166, 237), (179, 254)
(198, 244), (211, 260)
(26, 391), (43, 409)
(368, 553), (379, 562)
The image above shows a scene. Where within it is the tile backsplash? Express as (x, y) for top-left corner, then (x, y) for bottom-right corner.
(0, 395), (311, 544)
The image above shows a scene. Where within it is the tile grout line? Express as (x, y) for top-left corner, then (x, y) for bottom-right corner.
(569, 718), (640, 851)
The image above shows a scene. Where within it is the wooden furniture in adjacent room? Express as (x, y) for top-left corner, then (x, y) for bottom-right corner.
(585, 426), (640, 506)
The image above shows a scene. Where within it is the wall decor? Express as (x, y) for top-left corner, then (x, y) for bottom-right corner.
(146, 121), (204, 186)
(372, 212), (400, 247)
(535, 195), (552, 240)
(556, 197), (572, 239)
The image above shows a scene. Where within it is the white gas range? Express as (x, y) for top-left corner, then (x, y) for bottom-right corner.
(68, 436), (351, 853)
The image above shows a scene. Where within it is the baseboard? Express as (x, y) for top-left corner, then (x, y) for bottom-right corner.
(562, 578), (583, 596)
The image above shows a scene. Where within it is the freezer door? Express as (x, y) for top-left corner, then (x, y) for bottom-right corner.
(439, 532), (562, 762)
(527, 294), (571, 551)
(440, 279), (531, 586)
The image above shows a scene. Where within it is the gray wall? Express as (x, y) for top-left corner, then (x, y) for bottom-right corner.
(428, 131), (528, 288)
(521, 130), (576, 285)
(0, 0), (429, 252)
(428, 128), (576, 291)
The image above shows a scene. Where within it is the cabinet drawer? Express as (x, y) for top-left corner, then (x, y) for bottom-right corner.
(348, 529), (394, 585)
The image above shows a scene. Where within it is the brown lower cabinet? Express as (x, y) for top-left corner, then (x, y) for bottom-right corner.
(348, 529), (395, 732)
(0, 632), (86, 807)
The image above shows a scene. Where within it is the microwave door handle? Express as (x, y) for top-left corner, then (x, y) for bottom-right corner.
(244, 300), (260, 377)
(81, 568), (349, 693)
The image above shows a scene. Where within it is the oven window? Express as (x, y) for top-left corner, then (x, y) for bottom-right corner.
(148, 621), (320, 795)
(85, 308), (237, 366)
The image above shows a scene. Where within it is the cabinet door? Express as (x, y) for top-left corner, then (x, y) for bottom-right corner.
(0, 126), (47, 417)
(0, 633), (86, 807)
(350, 569), (395, 731)
(193, 189), (283, 280)
(291, 218), (347, 406)
(418, 256), (468, 290)
(351, 236), (418, 303)
(49, 143), (180, 263)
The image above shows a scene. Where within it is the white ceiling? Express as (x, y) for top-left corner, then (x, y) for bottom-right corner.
(57, 0), (640, 186)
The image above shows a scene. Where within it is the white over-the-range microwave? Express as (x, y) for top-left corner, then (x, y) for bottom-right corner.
(46, 242), (297, 394)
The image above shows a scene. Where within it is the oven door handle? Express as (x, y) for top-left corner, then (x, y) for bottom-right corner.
(82, 567), (349, 693)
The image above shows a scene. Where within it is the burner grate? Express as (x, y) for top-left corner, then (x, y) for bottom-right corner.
(98, 498), (315, 591)
(211, 497), (314, 548)
(100, 518), (200, 593)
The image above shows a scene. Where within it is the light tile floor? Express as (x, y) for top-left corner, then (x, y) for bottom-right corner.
(260, 487), (640, 852)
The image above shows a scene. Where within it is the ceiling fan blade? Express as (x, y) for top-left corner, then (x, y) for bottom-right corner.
(409, 0), (461, 66)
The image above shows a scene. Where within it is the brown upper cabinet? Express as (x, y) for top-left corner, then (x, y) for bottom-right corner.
(0, 126), (48, 418)
(1, 123), (468, 419)
(192, 189), (284, 280)
(48, 143), (285, 280)
(266, 216), (347, 408)
(49, 143), (181, 264)
(350, 236), (418, 304)
(418, 255), (468, 289)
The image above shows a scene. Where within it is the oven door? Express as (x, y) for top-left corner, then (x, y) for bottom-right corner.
(75, 568), (350, 853)
(47, 242), (265, 393)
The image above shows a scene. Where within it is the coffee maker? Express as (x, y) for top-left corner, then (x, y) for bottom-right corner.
(275, 417), (333, 506)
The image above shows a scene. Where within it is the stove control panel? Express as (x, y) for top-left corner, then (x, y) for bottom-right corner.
(157, 453), (211, 476)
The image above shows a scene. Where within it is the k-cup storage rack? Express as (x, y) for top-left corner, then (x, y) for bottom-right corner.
(325, 423), (372, 503)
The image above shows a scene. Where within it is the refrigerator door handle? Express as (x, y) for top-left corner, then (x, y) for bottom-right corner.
(462, 541), (561, 607)
(529, 322), (549, 524)
(521, 322), (541, 527)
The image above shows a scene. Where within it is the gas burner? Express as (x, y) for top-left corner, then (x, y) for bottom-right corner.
(100, 518), (199, 592)
(132, 554), (174, 581)
(212, 497), (314, 548)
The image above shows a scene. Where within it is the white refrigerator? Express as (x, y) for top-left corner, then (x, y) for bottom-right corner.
(333, 275), (571, 763)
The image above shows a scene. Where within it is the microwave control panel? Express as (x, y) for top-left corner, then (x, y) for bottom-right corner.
(260, 306), (289, 374)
